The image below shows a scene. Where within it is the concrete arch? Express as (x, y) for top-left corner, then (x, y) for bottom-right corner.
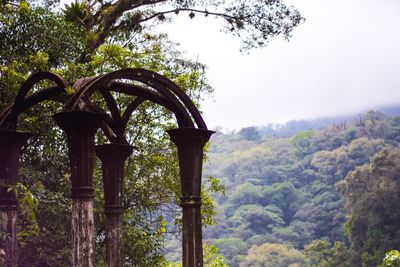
(0, 72), (69, 129)
(0, 69), (212, 267)
(65, 68), (207, 130)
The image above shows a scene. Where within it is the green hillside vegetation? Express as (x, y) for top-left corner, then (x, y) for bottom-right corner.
(203, 111), (400, 267)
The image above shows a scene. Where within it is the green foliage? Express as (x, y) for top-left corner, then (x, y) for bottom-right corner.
(240, 243), (306, 267)
(10, 183), (39, 244)
(230, 204), (284, 233)
(0, 3), (84, 67)
(289, 129), (315, 155)
(356, 111), (393, 139)
(5, 1), (400, 266)
(304, 240), (349, 267)
(380, 250), (400, 267)
(58, 0), (304, 54)
(226, 183), (263, 213)
(1, 3), (218, 265)
(239, 127), (261, 142)
(213, 238), (248, 264)
(262, 182), (303, 222)
(337, 147), (400, 266)
(0, 0), (305, 265)
(202, 176), (226, 226)
(204, 111), (400, 266)
(122, 223), (167, 266)
(63, 0), (87, 25)
(165, 243), (228, 267)
(203, 243), (229, 267)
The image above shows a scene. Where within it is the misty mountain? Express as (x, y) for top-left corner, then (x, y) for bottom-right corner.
(256, 104), (400, 137)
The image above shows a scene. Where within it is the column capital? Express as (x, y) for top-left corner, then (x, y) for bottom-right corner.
(95, 143), (134, 163)
(53, 111), (105, 200)
(53, 111), (105, 136)
(96, 143), (134, 215)
(167, 127), (214, 148)
(167, 127), (214, 198)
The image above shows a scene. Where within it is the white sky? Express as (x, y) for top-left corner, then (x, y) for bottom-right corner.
(160, 0), (400, 130)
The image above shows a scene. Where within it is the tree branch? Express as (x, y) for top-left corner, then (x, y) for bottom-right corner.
(137, 7), (237, 24)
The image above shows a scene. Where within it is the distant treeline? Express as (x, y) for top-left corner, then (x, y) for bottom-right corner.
(256, 104), (400, 137)
(201, 109), (400, 267)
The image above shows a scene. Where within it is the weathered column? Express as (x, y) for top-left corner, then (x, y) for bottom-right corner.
(53, 111), (105, 267)
(95, 143), (134, 267)
(167, 127), (214, 267)
(0, 130), (31, 267)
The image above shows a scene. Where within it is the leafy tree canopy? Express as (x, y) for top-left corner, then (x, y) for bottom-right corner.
(203, 111), (400, 266)
(61, 0), (304, 56)
(240, 243), (306, 267)
(0, 0), (224, 265)
(337, 147), (400, 266)
(1, 0), (305, 265)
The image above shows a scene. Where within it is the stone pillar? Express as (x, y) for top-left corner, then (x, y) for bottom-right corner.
(95, 143), (134, 267)
(0, 130), (31, 267)
(167, 127), (214, 267)
(53, 111), (105, 267)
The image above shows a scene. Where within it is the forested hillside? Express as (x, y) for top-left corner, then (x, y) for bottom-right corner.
(203, 110), (400, 266)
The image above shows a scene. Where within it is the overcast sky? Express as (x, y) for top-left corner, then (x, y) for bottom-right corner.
(161, 0), (400, 130)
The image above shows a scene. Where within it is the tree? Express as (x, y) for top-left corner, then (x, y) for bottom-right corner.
(229, 204), (284, 234)
(2, 0), (304, 64)
(212, 238), (248, 266)
(293, 183), (346, 244)
(203, 244), (229, 267)
(304, 240), (349, 267)
(337, 148), (400, 266)
(202, 111), (400, 266)
(310, 137), (386, 184)
(355, 111), (392, 139)
(225, 183), (263, 214)
(240, 243), (306, 267)
(239, 127), (261, 142)
(310, 150), (338, 183)
(2, 1), (304, 264)
(167, 243), (229, 267)
(289, 129), (315, 155)
(380, 250), (400, 267)
(0, 2), (220, 265)
(262, 181), (303, 223)
(63, 0), (303, 58)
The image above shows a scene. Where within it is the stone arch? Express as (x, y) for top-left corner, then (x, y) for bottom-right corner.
(0, 69), (213, 267)
(0, 71), (69, 129)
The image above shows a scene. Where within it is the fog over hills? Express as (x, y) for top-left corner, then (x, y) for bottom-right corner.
(249, 104), (400, 137)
